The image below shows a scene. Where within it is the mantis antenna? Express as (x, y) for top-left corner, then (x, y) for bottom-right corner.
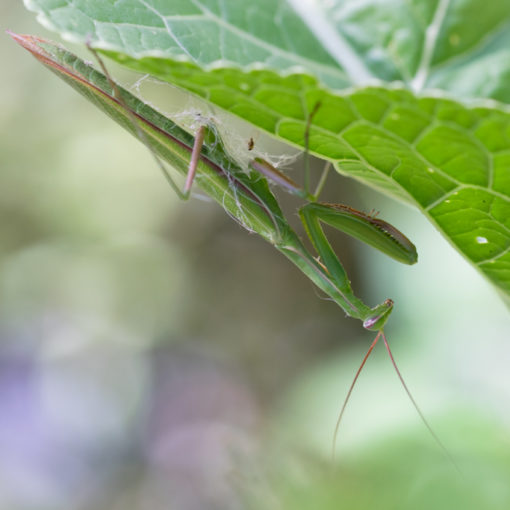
(331, 331), (461, 474)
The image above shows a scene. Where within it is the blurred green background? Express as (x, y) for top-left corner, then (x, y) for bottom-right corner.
(2, 2), (510, 509)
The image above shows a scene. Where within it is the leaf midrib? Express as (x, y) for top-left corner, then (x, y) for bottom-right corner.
(411, 0), (451, 91)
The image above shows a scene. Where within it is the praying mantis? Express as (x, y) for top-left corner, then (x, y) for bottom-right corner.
(10, 32), (457, 468)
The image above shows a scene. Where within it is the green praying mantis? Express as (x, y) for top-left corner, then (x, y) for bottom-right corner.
(10, 31), (457, 468)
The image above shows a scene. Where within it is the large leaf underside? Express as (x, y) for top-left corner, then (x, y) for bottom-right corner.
(24, 0), (510, 297)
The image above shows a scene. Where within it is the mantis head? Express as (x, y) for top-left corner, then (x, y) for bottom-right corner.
(362, 298), (394, 331)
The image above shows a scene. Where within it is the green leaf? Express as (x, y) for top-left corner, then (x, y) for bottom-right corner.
(23, 0), (510, 100)
(22, 0), (510, 298)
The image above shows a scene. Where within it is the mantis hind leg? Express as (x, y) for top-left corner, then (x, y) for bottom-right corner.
(87, 43), (204, 201)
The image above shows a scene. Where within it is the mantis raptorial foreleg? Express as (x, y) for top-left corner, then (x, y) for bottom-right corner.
(247, 100), (415, 324)
(248, 152), (416, 327)
(300, 202), (417, 266)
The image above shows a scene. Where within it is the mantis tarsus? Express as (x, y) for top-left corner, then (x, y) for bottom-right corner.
(11, 32), (457, 470)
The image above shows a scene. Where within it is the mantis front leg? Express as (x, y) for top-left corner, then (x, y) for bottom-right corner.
(298, 202), (409, 329)
(249, 157), (417, 326)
